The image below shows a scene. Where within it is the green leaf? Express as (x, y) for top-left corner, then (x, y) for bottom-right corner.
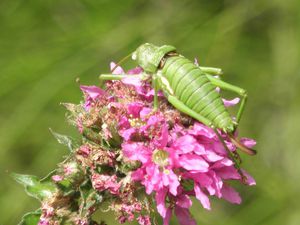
(49, 128), (77, 151)
(12, 173), (56, 201)
(18, 210), (41, 225)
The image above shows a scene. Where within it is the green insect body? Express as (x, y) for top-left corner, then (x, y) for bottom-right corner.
(159, 55), (235, 133)
(99, 43), (256, 163)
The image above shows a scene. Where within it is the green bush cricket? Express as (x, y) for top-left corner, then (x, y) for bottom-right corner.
(99, 43), (256, 179)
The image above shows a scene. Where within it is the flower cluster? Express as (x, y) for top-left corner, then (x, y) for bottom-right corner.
(16, 61), (255, 225)
(76, 62), (255, 224)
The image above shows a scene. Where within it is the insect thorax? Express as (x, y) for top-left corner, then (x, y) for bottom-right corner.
(132, 43), (176, 73)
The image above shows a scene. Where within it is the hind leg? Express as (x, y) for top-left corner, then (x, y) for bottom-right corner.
(206, 75), (247, 125)
(213, 128), (248, 183)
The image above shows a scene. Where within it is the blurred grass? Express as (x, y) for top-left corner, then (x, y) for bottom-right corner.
(1, 0), (300, 224)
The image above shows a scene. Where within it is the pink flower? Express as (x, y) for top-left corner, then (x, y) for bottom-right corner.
(80, 85), (106, 110)
(92, 173), (120, 195)
(110, 62), (125, 74)
(156, 188), (196, 225)
(223, 97), (240, 107)
(77, 145), (90, 157)
(121, 106), (256, 224)
(109, 61), (163, 102)
(38, 219), (49, 225)
(51, 175), (63, 182)
(76, 62), (256, 225)
(137, 215), (151, 225)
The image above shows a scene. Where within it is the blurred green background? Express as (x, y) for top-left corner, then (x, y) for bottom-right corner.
(1, 0), (300, 224)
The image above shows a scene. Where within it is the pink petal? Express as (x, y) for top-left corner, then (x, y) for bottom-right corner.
(156, 123), (169, 148)
(163, 208), (172, 225)
(119, 127), (136, 141)
(176, 194), (192, 208)
(241, 169), (256, 185)
(184, 172), (212, 188)
(174, 207), (197, 225)
(179, 154), (209, 172)
(193, 144), (206, 155)
(110, 62), (125, 74)
(203, 150), (224, 162)
(80, 85), (106, 99)
(223, 97), (240, 107)
(211, 141), (228, 155)
(122, 142), (150, 163)
(122, 76), (143, 87)
(127, 102), (143, 117)
(163, 170), (179, 196)
(118, 116), (130, 129)
(173, 135), (199, 154)
(215, 166), (240, 180)
(52, 175), (63, 182)
(144, 179), (155, 194)
(211, 158), (233, 169)
(131, 168), (145, 181)
(221, 184), (241, 204)
(189, 123), (215, 138)
(147, 115), (163, 126)
(140, 107), (152, 118)
(156, 188), (168, 217)
(194, 184), (211, 210)
(208, 171), (223, 197)
(127, 67), (143, 74)
(240, 138), (257, 148)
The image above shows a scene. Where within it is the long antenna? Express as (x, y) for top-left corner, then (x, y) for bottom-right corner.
(111, 52), (133, 73)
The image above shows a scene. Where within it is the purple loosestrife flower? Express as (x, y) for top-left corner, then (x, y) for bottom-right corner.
(33, 61), (255, 225)
(80, 85), (106, 110)
(98, 63), (256, 224)
(92, 173), (120, 195)
(17, 51), (257, 225)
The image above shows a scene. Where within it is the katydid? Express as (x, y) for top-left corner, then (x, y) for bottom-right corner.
(99, 43), (256, 175)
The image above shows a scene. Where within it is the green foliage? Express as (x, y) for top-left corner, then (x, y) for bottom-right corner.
(12, 173), (56, 201)
(18, 210), (41, 225)
(49, 128), (78, 152)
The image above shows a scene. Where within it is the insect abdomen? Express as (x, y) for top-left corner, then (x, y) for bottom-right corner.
(161, 56), (234, 131)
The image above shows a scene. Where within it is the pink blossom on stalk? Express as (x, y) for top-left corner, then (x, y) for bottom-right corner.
(78, 145), (90, 157)
(91, 173), (120, 195)
(75, 62), (256, 225)
(122, 121), (183, 196)
(110, 62), (125, 74)
(76, 118), (84, 134)
(109, 61), (163, 101)
(137, 215), (151, 225)
(223, 97), (240, 107)
(120, 99), (256, 224)
(80, 85), (106, 110)
(38, 219), (49, 225)
(156, 188), (196, 225)
(51, 175), (63, 182)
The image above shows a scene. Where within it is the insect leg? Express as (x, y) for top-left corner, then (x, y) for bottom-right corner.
(152, 74), (159, 110)
(167, 95), (213, 127)
(199, 66), (223, 76)
(167, 94), (245, 179)
(213, 128), (247, 183)
(206, 75), (247, 124)
(167, 94), (247, 181)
